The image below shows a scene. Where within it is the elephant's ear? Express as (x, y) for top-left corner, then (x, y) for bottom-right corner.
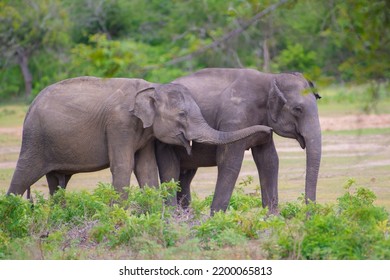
(308, 80), (322, 100)
(129, 87), (156, 128)
(268, 79), (287, 122)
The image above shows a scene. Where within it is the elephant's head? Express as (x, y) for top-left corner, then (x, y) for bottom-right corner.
(267, 72), (322, 203)
(130, 83), (272, 154)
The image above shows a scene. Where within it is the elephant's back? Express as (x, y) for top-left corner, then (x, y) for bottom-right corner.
(24, 76), (151, 133)
(21, 77), (117, 166)
(173, 68), (273, 128)
(33, 77), (151, 108)
(37, 77), (118, 104)
(23, 77), (113, 143)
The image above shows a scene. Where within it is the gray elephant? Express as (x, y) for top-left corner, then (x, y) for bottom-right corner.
(7, 76), (272, 198)
(156, 68), (321, 214)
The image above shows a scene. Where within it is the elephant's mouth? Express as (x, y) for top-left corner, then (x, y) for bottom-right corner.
(294, 125), (306, 149)
(297, 134), (306, 149)
(177, 133), (193, 155)
(296, 131), (306, 149)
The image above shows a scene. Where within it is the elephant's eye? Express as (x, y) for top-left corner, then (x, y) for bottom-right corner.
(293, 106), (303, 115)
(178, 111), (187, 118)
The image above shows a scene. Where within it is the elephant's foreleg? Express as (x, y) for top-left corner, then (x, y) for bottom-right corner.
(108, 145), (134, 197)
(134, 141), (159, 188)
(251, 138), (279, 213)
(178, 168), (197, 208)
(212, 142), (246, 214)
(155, 141), (180, 206)
(155, 141), (180, 183)
(110, 163), (133, 199)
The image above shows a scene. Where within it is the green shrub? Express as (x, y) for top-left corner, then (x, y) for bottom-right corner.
(0, 194), (32, 238)
(228, 176), (263, 212)
(125, 180), (179, 216)
(92, 183), (121, 205)
(49, 189), (109, 226)
(189, 192), (210, 218)
(272, 43), (320, 77)
(195, 210), (248, 248)
(0, 179), (388, 259)
(271, 180), (390, 259)
(114, 213), (164, 247)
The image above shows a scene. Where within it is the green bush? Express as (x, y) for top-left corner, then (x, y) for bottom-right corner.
(272, 180), (390, 259)
(272, 43), (321, 77)
(125, 180), (179, 216)
(68, 34), (187, 83)
(0, 194), (32, 238)
(49, 188), (109, 226)
(0, 66), (24, 100)
(228, 176), (263, 212)
(0, 180), (389, 259)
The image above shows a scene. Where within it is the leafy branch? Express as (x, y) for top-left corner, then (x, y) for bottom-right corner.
(164, 0), (290, 66)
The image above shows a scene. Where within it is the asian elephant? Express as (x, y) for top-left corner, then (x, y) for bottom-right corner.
(7, 76), (272, 198)
(156, 68), (322, 214)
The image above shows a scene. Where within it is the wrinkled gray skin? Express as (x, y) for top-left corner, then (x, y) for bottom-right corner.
(156, 68), (321, 214)
(7, 76), (272, 198)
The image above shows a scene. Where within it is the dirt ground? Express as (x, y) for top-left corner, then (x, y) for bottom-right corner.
(1, 113), (390, 210)
(320, 114), (390, 131)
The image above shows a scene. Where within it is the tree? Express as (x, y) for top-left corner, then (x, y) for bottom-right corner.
(161, 0), (290, 69)
(326, 0), (389, 79)
(0, 0), (69, 98)
(327, 0), (390, 111)
(67, 0), (128, 43)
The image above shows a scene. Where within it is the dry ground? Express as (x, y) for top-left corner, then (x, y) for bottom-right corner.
(1, 111), (389, 210)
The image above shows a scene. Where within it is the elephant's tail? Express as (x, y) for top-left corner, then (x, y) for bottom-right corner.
(26, 186), (32, 202)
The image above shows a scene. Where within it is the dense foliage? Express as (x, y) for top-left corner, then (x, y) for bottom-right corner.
(0, 179), (389, 259)
(1, 0), (389, 101)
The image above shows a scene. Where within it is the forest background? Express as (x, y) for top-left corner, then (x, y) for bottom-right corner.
(0, 0), (389, 104)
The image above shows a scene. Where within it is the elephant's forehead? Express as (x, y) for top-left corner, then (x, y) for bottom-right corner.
(159, 98), (187, 115)
(281, 80), (312, 99)
(283, 83), (306, 96)
(299, 87), (315, 97)
(284, 87), (315, 106)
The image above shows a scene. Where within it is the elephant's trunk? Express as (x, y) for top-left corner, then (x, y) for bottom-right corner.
(301, 111), (322, 203)
(191, 122), (271, 146)
(181, 104), (271, 155)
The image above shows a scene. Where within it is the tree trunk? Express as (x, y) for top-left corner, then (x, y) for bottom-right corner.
(16, 49), (33, 99)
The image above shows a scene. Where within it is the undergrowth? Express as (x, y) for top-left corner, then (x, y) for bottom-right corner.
(0, 178), (389, 260)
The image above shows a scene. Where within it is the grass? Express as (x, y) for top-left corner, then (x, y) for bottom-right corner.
(0, 181), (389, 260)
(0, 104), (27, 127)
(0, 169), (14, 189)
(0, 152), (19, 163)
(318, 82), (390, 116)
(0, 133), (21, 146)
(323, 127), (390, 136)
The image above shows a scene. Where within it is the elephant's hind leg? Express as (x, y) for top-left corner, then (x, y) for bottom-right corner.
(7, 155), (47, 196)
(212, 142), (246, 214)
(177, 169), (197, 209)
(134, 141), (159, 188)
